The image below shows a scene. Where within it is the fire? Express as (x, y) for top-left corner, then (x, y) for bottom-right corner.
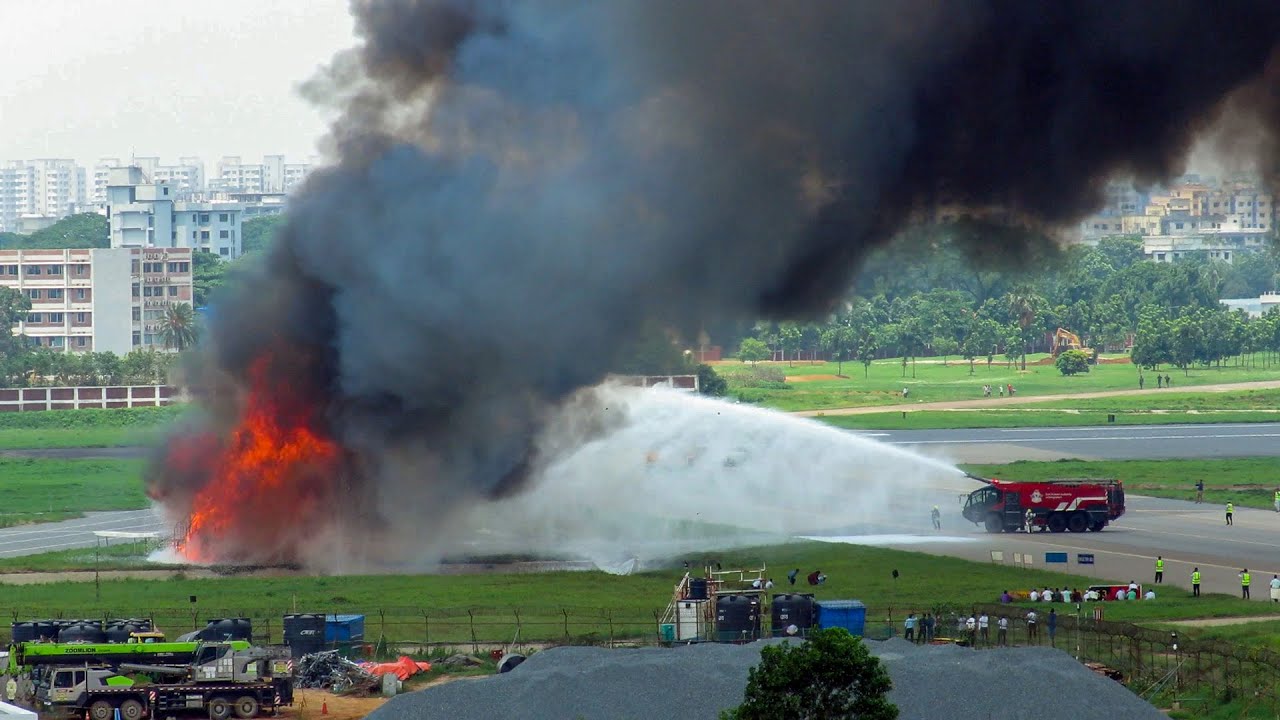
(167, 352), (344, 564)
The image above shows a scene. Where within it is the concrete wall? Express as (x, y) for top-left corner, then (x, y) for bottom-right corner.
(0, 386), (177, 411)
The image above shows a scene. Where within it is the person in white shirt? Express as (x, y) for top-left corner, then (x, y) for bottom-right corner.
(978, 613), (990, 644)
(1128, 580), (1139, 593)
(997, 616), (1009, 645)
(1270, 575), (1280, 602)
(1115, 588), (1126, 601)
(1084, 589), (1099, 601)
(751, 578), (762, 589)
(1026, 610), (1038, 640)
(964, 615), (977, 647)
(1144, 590), (1156, 600)
(1042, 588), (1055, 602)
(1029, 589), (1040, 603)
(764, 578), (774, 589)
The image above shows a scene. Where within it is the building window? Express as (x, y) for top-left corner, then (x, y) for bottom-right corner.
(75, 312), (87, 323)
(132, 284), (139, 298)
(200, 230), (210, 240)
(48, 313), (63, 323)
(75, 289), (86, 301)
(26, 313), (41, 324)
(3, 266), (16, 275)
(199, 213), (209, 223)
(131, 260), (140, 273)
(168, 286), (178, 297)
(47, 289), (63, 299)
(50, 337), (63, 348)
(132, 308), (140, 321)
(142, 286), (154, 297)
(74, 264), (87, 276)
(26, 266), (40, 275)
(219, 230), (229, 239)
(47, 265), (62, 275)
(219, 213), (228, 222)
(132, 332), (141, 346)
(26, 289), (39, 300)
(76, 336), (86, 347)
(167, 262), (189, 273)
(220, 247), (230, 256)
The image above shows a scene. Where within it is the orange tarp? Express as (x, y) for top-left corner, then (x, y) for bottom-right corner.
(359, 656), (433, 680)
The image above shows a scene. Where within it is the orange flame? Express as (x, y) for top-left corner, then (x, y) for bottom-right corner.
(172, 353), (343, 564)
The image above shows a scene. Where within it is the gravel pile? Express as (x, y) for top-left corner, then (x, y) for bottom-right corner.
(367, 638), (1165, 720)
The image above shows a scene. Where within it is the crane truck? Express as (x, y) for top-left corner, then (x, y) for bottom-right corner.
(961, 473), (1125, 533)
(35, 642), (293, 720)
(7, 633), (251, 675)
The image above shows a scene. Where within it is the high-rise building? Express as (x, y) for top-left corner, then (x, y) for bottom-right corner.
(106, 168), (243, 259)
(0, 159), (87, 232)
(215, 155), (314, 193)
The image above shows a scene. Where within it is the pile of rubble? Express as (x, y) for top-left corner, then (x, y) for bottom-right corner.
(295, 651), (380, 695)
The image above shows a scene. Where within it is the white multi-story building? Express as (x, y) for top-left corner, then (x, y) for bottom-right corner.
(0, 159), (87, 232)
(215, 155), (313, 194)
(0, 247), (191, 353)
(94, 157), (205, 206)
(106, 168), (243, 259)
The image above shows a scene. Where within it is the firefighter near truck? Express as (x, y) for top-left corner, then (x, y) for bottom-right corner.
(961, 473), (1126, 533)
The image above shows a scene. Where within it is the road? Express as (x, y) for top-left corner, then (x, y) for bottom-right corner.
(858, 422), (1280, 462)
(0, 509), (167, 558)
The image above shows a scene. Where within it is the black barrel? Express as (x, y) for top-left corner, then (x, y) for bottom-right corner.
(104, 622), (144, 643)
(283, 614), (326, 657)
(688, 578), (708, 601)
(198, 617), (252, 642)
(11, 622), (38, 643)
(715, 594), (761, 642)
(771, 594), (816, 637)
(33, 621), (58, 641)
(59, 623), (107, 644)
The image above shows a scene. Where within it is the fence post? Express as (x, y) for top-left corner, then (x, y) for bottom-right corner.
(422, 610), (430, 648)
(562, 609), (570, 640)
(607, 609), (615, 649)
(514, 609), (522, 645)
(468, 610), (477, 654)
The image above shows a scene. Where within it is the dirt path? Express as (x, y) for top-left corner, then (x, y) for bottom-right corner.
(791, 379), (1280, 417)
(1165, 615), (1280, 628)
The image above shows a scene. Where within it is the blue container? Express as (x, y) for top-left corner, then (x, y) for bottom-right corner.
(816, 600), (866, 637)
(325, 614), (365, 643)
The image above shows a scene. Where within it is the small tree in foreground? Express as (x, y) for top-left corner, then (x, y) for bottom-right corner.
(1055, 349), (1091, 376)
(721, 627), (898, 720)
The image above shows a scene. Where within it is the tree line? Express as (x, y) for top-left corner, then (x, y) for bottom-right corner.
(733, 234), (1280, 376)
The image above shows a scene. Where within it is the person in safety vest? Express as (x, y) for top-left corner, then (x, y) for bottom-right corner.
(1191, 568), (1201, 597)
(1154, 556), (1164, 584)
(1226, 502), (1234, 526)
(1240, 568), (1251, 599)
(1274, 489), (1280, 513)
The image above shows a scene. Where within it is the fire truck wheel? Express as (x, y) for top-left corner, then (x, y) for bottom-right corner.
(1067, 512), (1089, 533)
(120, 699), (145, 720)
(89, 700), (114, 720)
(208, 696), (233, 720)
(1088, 520), (1105, 532)
(984, 513), (1003, 533)
(234, 695), (260, 719)
(1047, 513), (1067, 533)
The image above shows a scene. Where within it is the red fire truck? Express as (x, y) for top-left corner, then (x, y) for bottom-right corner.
(961, 474), (1125, 533)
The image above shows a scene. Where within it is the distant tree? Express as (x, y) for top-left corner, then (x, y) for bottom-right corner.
(1055, 349), (1090, 376)
(695, 364), (728, 396)
(779, 323), (804, 367)
(737, 338), (771, 365)
(615, 322), (690, 375)
(158, 303), (199, 352)
(821, 324), (855, 377)
(0, 213), (108, 250)
(721, 627), (897, 720)
(0, 287), (32, 362)
(241, 215), (286, 254)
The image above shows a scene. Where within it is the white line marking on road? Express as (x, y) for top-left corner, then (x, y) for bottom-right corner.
(891, 433), (1280, 445)
(997, 423), (1280, 434)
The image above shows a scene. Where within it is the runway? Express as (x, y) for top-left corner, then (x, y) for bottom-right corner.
(0, 509), (167, 558)
(863, 422), (1280, 462)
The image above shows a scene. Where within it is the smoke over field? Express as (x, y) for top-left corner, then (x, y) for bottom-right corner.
(147, 0), (1280, 568)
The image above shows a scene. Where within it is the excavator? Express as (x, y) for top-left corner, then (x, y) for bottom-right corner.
(1050, 328), (1093, 358)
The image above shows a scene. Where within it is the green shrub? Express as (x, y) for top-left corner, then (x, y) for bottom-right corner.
(1054, 350), (1091, 376)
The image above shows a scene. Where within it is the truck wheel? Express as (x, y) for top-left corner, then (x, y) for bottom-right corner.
(234, 695), (260, 719)
(984, 513), (1003, 533)
(1067, 512), (1089, 533)
(1088, 520), (1105, 532)
(90, 701), (114, 720)
(1047, 513), (1067, 533)
(208, 696), (233, 720)
(120, 699), (145, 720)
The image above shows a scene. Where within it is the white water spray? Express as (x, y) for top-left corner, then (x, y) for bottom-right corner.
(458, 384), (982, 568)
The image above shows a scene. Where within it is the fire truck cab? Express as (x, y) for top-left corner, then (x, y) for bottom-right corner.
(962, 477), (1125, 533)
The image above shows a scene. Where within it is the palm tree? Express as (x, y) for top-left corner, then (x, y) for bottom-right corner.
(158, 303), (199, 352)
(1007, 289), (1039, 370)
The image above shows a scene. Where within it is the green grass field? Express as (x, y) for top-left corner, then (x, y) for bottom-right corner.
(0, 406), (182, 449)
(720, 356), (1280, 411)
(0, 458), (147, 525)
(820, 388), (1280, 429)
(960, 458), (1280, 510)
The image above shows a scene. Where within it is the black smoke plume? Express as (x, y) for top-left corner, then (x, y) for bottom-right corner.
(152, 0), (1280, 567)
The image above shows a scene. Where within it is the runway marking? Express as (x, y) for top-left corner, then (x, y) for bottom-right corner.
(996, 423), (1280, 434)
(994, 535), (1278, 578)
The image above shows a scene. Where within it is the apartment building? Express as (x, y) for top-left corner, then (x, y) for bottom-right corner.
(106, 168), (243, 258)
(0, 247), (192, 354)
(214, 155), (313, 194)
(0, 159), (88, 232)
(93, 157), (205, 206)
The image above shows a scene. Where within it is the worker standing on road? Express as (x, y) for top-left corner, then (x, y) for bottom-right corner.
(1240, 569), (1251, 599)
(1154, 556), (1164, 584)
(1274, 489), (1280, 513)
(1191, 568), (1201, 597)
(1226, 502), (1234, 526)
(931, 506), (941, 531)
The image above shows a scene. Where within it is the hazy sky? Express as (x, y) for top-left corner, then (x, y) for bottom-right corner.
(0, 1), (356, 169)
